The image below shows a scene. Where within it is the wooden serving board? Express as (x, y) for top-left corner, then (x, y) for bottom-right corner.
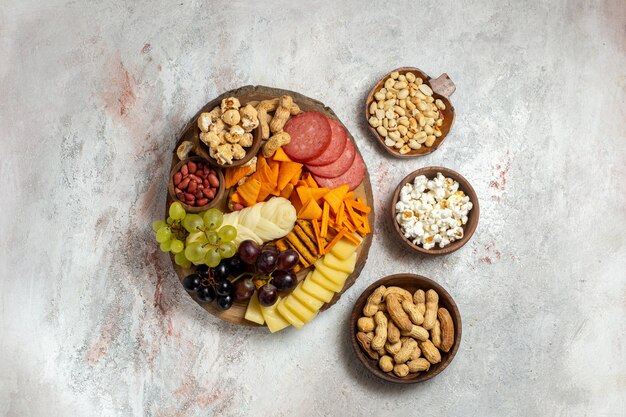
(167, 85), (374, 327)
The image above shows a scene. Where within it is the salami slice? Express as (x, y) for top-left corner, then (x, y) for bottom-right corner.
(313, 152), (366, 191)
(305, 118), (348, 166)
(306, 138), (356, 178)
(283, 112), (332, 162)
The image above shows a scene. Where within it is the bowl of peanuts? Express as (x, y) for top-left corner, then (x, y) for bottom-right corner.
(365, 67), (456, 157)
(350, 274), (461, 383)
(168, 156), (225, 213)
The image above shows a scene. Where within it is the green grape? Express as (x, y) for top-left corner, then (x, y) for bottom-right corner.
(218, 241), (236, 258)
(183, 214), (204, 233)
(155, 227), (172, 243)
(185, 242), (208, 263)
(186, 231), (208, 245)
(174, 252), (192, 268)
(160, 240), (172, 252)
(206, 231), (219, 245)
(170, 239), (184, 254)
(203, 208), (224, 230)
(217, 225), (237, 242)
(169, 202), (186, 220)
(152, 220), (167, 232)
(166, 216), (174, 225)
(204, 247), (221, 268)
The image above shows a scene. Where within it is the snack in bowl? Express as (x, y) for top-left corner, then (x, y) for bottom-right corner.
(395, 172), (473, 250)
(169, 157), (223, 210)
(350, 274), (461, 383)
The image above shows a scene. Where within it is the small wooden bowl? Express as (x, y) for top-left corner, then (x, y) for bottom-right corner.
(168, 156), (225, 214)
(365, 67), (456, 158)
(390, 166), (479, 255)
(350, 274), (462, 384)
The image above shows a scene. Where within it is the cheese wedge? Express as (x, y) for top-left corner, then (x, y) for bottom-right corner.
(283, 295), (318, 323)
(244, 292), (265, 325)
(276, 299), (305, 329)
(330, 238), (359, 260)
(314, 258), (349, 286)
(260, 297), (290, 333)
(310, 269), (344, 293)
(302, 276), (335, 303)
(291, 282), (325, 312)
(323, 252), (357, 274)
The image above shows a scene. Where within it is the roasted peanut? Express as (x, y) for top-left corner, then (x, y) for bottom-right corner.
(363, 285), (386, 317)
(420, 340), (441, 364)
(262, 131), (291, 158)
(423, 289), (439, 330)
(357, 317), (375, 333)
(409, 345), (422, 361)
(379, 355), (394, 373)
(431, 319), (442, 349)
(385, 340), (402, 355)
(401, 324), (429, 342)
(386, 294), (413, 332)
(387, 320), (400, 343)
(377, 302), (387, 313)
(401, 299), (424, 325)
(437, 307), (455, 353)
(393, 364), (410, 377)
(407, 358), (430, 373)
(371, 311), (388, 351)
(384, 286), (413, 303)
(394, 337), (418, 364)
(356, 331), (378, 360)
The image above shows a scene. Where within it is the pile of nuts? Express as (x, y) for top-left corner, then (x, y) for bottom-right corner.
(356, 285), (454, 378)
(368, 71), (446, 154)
(172, 160), (220, 207)
(198, 97), (258, 165)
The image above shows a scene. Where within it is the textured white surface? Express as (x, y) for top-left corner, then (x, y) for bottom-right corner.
(1, 0), (625, 416)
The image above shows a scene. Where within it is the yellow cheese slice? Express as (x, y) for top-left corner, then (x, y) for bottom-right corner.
(323, 252), (357, 274)
(260, 297), (290, 333)
(314, 258), (349, 286)
(283, 295), (317, 323)
(310, 269), (344, 293)
(302, 276), (335, 303)
(276, 299), (305, 329)
(291, 282), (325, 312)
(244, 291), (265, 325)
(330, 238), (359, 260)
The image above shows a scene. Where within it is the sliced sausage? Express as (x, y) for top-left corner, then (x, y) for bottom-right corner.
(312, 152), (366, 191)
(305, 138), (356, 178)
(283, 112), (332, 162)
(305, 118), (348, 166)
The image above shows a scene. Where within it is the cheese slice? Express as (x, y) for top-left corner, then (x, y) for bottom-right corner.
(283, 295), (318, 323)
(260, 297), (290, 333)
(310, 269), (344, 293)
(314, 258), (349, 286)
(330, 238), (359, 260)
(323, 252), (357, 274)
(244, 291), (265, 325)
(302, 276), (335, 303)
(276, 298), (305, 329)
(291, 282), (325, 312)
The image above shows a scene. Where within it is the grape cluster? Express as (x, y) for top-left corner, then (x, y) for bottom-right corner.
(182, 256), (248, 310)
(152, 203), (238, 268)
(238, 240), (299, 307)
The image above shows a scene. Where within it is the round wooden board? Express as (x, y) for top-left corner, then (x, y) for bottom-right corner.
(167, 85), (375, 328)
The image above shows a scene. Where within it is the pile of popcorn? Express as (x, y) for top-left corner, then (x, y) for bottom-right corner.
(395, 173), (473, 249)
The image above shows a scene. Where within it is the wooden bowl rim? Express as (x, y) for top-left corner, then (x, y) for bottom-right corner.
(168, 156), (225, 213)
(365, 67), (456, 158)
(349, 274), (462, 384)
(390, 166), (479, 255)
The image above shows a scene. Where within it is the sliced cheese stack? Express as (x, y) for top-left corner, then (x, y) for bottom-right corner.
(244, 236), (360, 332)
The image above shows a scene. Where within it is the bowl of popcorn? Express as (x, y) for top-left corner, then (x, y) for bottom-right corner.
(365, 67), (456, 157)
(350, 274), (462, 383)
(195, 96), (263, 167)
(390, 167), (479, 255)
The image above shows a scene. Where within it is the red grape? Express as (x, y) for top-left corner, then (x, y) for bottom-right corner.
(277, 249), (299, 271)
(272, 269), (297, 291)
(233, 279), (255, 301)
(258, 283), (278, 306)
(256, 251), (278, 274)
(238, 240), (261, 264)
